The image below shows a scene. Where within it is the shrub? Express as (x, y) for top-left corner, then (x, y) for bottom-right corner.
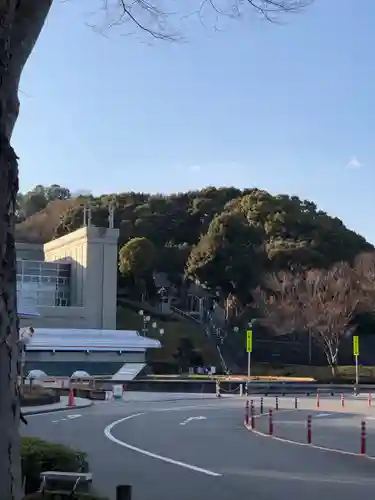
(24, 494), (109, 500)
(21, 437), (88, 495)
(20, 388), (60, 407)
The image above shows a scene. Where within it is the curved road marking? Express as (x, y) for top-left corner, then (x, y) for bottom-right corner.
(224, 467), (375, 485)
(104, 413), (222, 477)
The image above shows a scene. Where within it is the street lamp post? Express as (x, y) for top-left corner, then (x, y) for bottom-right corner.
(143, 315), (150, 335)
(152, 322), (165, 339)
(138, 310), (151, 336)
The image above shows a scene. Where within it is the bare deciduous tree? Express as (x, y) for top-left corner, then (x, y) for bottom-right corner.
(252, 270), (305, 334)
(353, 252), (375, 309)
(252, 263), (362, 375)
(0, 1), (311, 498)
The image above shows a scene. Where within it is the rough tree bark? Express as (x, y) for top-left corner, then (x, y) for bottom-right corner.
(0, 3), (52, 499)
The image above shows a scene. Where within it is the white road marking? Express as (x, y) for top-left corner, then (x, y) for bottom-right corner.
(224, 467), (375, 485)
(315, 413), (332, 418)
(104, 413), (221, 477)
(180, 416), (207, 426)
(272, 421), (305, 425)
(67, 414), (82, 420)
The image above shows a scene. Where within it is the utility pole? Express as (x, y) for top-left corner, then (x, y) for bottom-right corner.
(108, 202), (115, 229)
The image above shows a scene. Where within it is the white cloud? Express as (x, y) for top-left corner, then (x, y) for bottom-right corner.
(188, 165), (202, 172)
(345, 156), (363, 169)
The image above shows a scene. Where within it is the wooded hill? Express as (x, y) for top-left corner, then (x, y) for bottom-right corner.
(16, 185), (372, 302)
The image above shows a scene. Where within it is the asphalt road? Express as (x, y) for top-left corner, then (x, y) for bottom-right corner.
(254, 407), (375, 456)
(22, 396), (375, 500)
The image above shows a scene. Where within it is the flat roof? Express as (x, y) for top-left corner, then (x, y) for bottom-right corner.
(25, 328), (161, 352)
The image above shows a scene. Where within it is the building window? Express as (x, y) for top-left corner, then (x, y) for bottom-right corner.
(17, 259), (71, 307)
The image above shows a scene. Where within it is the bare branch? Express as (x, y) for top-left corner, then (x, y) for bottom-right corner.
(89, 0), (312, 40)
(253, 261), (362, 371)
(353, 252), (375, 310)
(252, 270), (305, 334)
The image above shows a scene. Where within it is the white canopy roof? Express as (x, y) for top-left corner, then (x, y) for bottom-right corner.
(26, 369), (47, 379)
(71, 370), (91, 378)
(25, 328), (161, 352)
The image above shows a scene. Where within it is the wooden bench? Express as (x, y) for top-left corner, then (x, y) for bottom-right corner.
(39, 471), (93, 497)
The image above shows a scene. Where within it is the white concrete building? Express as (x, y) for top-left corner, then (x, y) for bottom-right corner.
(17, 225), (161, 378)
(17, 226), (120, 330)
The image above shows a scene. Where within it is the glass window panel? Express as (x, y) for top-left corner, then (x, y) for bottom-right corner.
(41, 268), (57, 277)
(23, 262), (41, 275)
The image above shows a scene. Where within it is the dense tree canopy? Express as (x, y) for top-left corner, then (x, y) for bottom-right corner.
(16, 185), (373, 306)
(16, 184), (71, 222)
(186, 209), (266, 301)
(119, 237), (156, 278)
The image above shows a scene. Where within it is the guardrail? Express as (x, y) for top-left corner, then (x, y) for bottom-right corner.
(43, 376), (375, 396)
(61, 379), (375, 395)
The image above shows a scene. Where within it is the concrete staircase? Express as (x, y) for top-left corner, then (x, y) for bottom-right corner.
(171, 305), (230, 373)
(111, 362), (146, 381)
(204, 311), (241, 374)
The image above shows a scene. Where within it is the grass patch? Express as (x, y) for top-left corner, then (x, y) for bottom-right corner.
(146, 364), (375, 381)
(118, 297), (176, 322)
(117, 304), (220, 366)
(237, 364), (375, 380)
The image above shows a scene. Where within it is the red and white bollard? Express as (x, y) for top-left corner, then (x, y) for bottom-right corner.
(307, 415), (312, 444)
(68, 387), (75, 407)
(368, 393), (372, 408)
(316, 393), (320, 409)
(340, 394), (345, 408)
(250, 400), (255, 429)
(361, 420), (366, 455)
(268, 409), (273, 435)
(244, 400), (249, 426)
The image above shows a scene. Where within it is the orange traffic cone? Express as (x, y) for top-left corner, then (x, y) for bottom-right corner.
(68, 388), (75, 407)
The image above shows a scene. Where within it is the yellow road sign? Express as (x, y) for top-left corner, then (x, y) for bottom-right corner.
(246, 330), (253, 353)
(353, 335), (359, 357)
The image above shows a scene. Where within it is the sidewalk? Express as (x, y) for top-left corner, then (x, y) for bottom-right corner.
(246, 398), (375, 458)
(22, 396), (93, 415)
(122, 391), (219, 402)
(246, 394), (375, 416)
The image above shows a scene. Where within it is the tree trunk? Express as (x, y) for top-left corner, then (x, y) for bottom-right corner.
(329, 362), (337, 377)
(324, 341), (339, 378)
(0, 139), (22, 500)
(0, 2), (52, 499)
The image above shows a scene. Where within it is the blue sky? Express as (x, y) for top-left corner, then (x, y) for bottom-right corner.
(13, 0), (375, 243)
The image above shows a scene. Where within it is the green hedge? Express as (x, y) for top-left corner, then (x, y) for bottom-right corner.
(20, 390), (60, 407)
(21, 437), (88, 495)
(24, 494), (108, 500)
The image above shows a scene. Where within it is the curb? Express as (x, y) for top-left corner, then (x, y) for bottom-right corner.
(23, 400), (93, 416)
(123, 396), (218, 404)
(244, 409), (375, 461)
